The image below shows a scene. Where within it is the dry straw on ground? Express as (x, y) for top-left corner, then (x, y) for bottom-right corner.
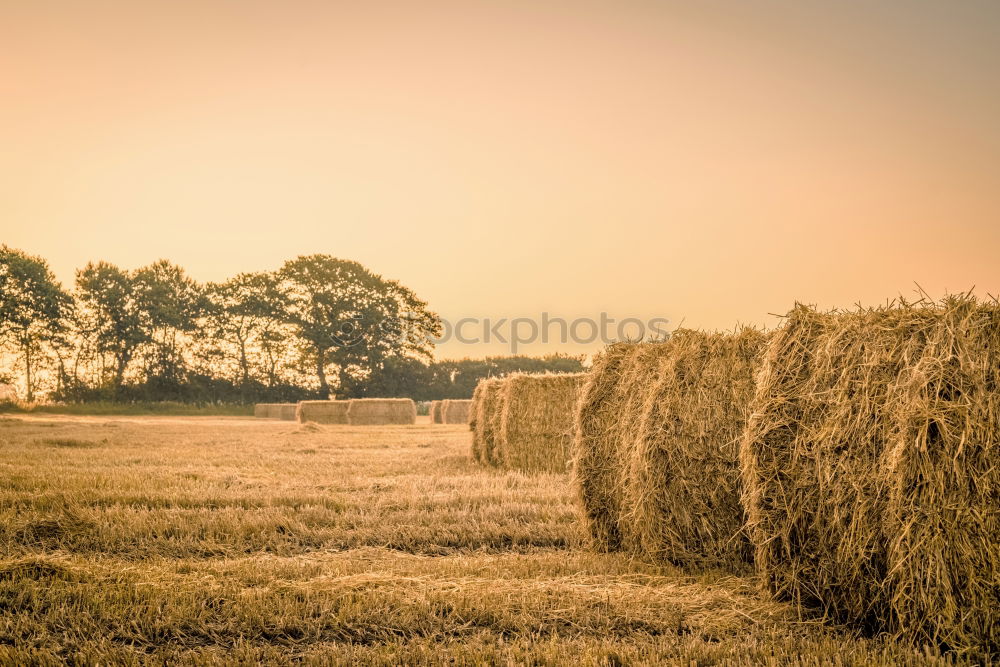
(347, 398), (416, 425)
(441, 399), (473, 424)
(494, 373), (587, 474)
(430, 400), (444, 424)
(470, 378), (504, 465)
(573, 329), (766, 571)
(295, 401), (350, 425)
(740, 295), (999, 658)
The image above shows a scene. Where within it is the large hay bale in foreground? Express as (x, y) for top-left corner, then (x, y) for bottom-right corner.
(470, 378), (504, 465)
(429, 400), (444, 424)
(347, 398), (416, 425)
(296, 400), (350, 424)
(573, 329), (765, 570)
(496, 373), (587, 473)
(441, 399), (472, 424)
(741, 297), (999, 657)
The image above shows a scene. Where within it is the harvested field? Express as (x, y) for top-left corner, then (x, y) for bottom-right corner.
(741, 297), (999, 659)
(0, 414), (963, 665)
(347, 398), (416, 425)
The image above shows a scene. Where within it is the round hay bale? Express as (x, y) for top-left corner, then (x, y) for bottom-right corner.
(429, 400), (444, 424)
(470, 378), (504, 465)
(884, 298), (1000, 657)
(347, 398), (416, 425)
(622, 328), (766, 570)
(573, 344), (664, 552)
(296, 400), (350, 424)
(740, 304), (925, 629)
(741, 296), (1000, 658)
(441, 399), (473, 425)
(496, 372), (587, 474)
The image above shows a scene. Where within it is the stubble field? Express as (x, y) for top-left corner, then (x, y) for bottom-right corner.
(0, 416), (962, 665)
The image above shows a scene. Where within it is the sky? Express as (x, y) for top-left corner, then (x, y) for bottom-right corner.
(3, 0), (999, 358)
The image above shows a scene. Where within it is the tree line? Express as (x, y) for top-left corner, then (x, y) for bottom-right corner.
(0, 246), (584, 403)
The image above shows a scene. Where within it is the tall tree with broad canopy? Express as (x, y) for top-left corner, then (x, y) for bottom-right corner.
(0, 246), (72, 401)
(279, 255), (441, 398)
(75, 261), (147, 392)
(132, 260), (204, 385)
(204, 271), (287, 385)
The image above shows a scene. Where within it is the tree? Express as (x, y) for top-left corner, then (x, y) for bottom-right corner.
(132, 260), (204, 385)
(0, 246), (72, 401)
(204, 272), (287, 385)
(279, 255), (441, 398)
(75, 261), (147, 393)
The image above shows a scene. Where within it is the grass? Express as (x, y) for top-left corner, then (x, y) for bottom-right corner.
(0, 416), (965, 665)
(0, 400), (254, 416)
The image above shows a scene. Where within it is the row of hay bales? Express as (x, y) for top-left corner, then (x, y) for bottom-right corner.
(569, 296), (998, 658)
(470, 372), (588, 473)
(255, 399), (417, 425)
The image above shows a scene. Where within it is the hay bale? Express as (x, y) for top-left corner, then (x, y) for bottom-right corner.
(430, 400), (444, 424)
(470, 378), (504, 465)
(495, 373), (587, 473)
(276, 404), (297, 421)
(573, 344), (670, 551)
(573, 329), (765, 570)
(347, 398), (416, 425)
(740, 297), (999, 657)
(296, 400), (350, 424)
(254, 403), (287, 419)
(441, 399), (472, 424)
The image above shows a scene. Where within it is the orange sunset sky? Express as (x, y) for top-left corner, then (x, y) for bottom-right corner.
(2, 0), (999, 357)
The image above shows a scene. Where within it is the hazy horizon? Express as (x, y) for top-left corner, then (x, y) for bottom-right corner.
(4, 0), (999, 357)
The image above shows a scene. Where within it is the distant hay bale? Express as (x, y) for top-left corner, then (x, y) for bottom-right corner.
(254, 403), (294, 419)
(495, 373), (587, 473)
(441, 399), (472, 424)
(295, 400), (350, 425)
(573, 329), (766, 570)
(740, 297), (999, 657)
(470, 378), (504, 465)
(347, 398), (416, 425)
(429, 400), (444, 424)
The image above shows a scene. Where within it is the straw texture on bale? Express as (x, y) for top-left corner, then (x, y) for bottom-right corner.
(573, 329), (766, 570)
(295, 400), (350, 425)
(429, 400), (444, 424)
(496, 373), (587, 473)
(347, 398), (416, 425)
(470, 378), (504, 465)
(740, 297), (999, 658)
(441, 399), (473, 424)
